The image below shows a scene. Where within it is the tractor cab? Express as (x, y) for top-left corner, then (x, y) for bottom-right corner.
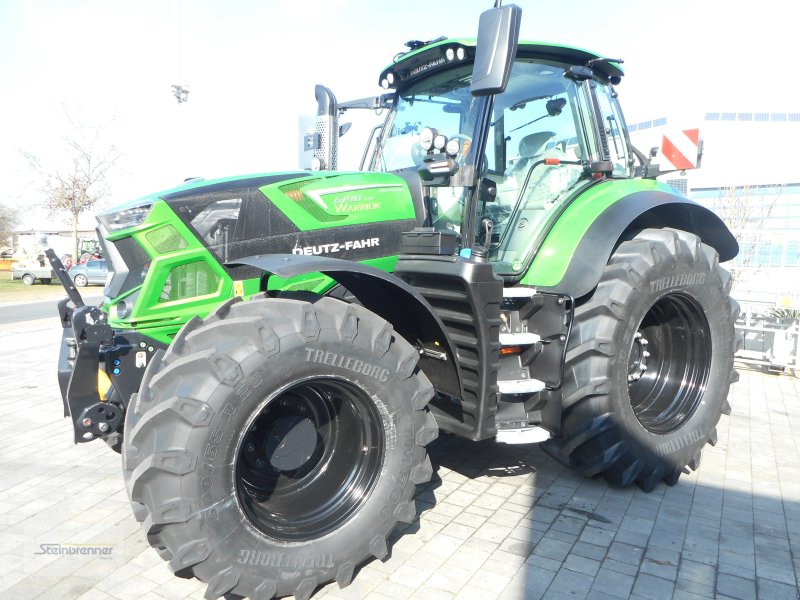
(370, 37), (628, 278)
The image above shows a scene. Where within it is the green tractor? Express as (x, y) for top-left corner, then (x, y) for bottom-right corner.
(48, 4), (738, 599)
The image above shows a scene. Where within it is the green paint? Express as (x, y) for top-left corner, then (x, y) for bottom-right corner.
(520, 179), (672, 287)
(264, 172), (415, 231)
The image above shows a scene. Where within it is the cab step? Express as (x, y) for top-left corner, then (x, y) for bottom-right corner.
(496, 426), (551, 444)
(498, 378), (546, 394)
(499, 332), (540, 345)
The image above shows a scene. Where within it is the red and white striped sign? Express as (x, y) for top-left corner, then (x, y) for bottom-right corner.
(660, 128), (700, 171)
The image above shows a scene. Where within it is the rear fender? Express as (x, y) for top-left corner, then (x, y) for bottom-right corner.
(228, 254), (462, 397)
(521, 183), (738, 299)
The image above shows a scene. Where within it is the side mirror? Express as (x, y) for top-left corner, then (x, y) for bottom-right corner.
(546, 98), (567, 117)
(470, 4), (522, 97)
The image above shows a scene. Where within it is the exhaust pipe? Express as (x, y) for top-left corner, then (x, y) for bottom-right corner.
(313, 84), (338, 170)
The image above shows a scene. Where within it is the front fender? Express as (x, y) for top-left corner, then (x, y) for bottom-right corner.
(227, 254), (462, 397)
(521, 179), (738, 299)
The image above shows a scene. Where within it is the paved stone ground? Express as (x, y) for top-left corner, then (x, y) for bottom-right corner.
(0, 318), (798, 600)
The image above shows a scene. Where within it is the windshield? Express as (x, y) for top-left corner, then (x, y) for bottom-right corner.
(372, 63), (481, 172)
(371, 63), (486, 233)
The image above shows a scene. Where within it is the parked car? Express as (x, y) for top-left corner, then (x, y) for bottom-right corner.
(68, 259), (108, 287)
(11, 258), (54, 285)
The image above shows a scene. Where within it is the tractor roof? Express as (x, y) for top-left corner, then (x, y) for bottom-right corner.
(381, 37), (623, 89)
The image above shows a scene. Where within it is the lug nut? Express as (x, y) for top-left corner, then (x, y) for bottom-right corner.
(82, 432), (94, 440)
(255, 458), (266, 469)
(98, 422), (109, 433)
(643, 351), (650, 358)
(82, 417), (92, 427)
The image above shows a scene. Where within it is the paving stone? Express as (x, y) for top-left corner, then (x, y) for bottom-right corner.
(545, 568), (594, 597)
(531, 537), (573, 563)
(631, 573), (674, 600)
(501, 568), (555, 599)
(677, 558), (716, 586)
(605, 541), (644, 565)
(562, 553), (601, 577)
(756, 577), (800, 600)
(578, 526), (615, 548)
(715, 572), (757, 600)
(570, 541), (607, 562)
(590, 567), (635, 598)
(674, 576), (715, 598)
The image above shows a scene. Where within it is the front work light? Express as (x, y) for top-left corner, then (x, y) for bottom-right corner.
(419, 127), (436, 152)
(98, 204), (153, 232)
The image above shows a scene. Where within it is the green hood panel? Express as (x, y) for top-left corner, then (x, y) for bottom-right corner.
(264, 171), (416, 231)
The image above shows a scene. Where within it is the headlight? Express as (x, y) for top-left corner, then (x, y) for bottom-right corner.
(98, 204), (153, 232)
(115, 300), (131, 319)
(419, 127), (436, 152)
(446, 138), (461, 157)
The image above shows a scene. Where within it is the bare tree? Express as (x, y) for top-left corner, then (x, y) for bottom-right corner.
(711, 183), (784, 288)
(23, 114), (119, 261)
(0, 204), (18, 249)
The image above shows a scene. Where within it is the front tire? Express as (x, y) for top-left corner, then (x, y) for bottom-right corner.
(545, 228), (737, 490)
(73, 274), (88, 287)
(123, 296), (437, 599)
(22, 274), (34, 285)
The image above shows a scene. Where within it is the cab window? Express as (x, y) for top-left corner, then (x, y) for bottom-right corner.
(479, 60), (590, 273)
(591, 82), (631, 178)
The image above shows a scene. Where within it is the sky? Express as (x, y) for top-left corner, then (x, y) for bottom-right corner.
(1, 0), (797, 230)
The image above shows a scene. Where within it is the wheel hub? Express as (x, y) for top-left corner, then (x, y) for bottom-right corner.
(626, 292), (711, 434)
(627, 331), (651, 382)
(235, 377), (385, 542)
(264, 416), (317, 472)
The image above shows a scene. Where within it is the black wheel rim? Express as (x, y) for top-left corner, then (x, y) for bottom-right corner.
(627, 292), (711, 434)
(235, 377), (385, 542)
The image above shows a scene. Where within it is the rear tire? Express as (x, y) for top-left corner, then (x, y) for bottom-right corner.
(544, 228), (737, 490)
(123, 295), (437, 599)
(74, 274), (88, 287)
(22, 274), (34, 285)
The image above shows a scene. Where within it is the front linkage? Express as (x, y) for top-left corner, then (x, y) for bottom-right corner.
(46, 250), (165, 446)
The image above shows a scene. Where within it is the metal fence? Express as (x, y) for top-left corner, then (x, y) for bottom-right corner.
(734, 301), (799, 373)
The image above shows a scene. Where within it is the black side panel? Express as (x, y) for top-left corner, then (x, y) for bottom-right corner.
(392, 168), (429, 226)
(166, 183), (418, 281)
(395, 255), (503, 441)
(227, 254), (462, 398)
(551, 191), (739, 300)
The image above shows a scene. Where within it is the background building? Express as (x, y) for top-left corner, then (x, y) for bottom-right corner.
(628, 111), (800, 307)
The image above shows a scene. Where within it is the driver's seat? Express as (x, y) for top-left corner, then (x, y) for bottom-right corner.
(507, 131), (555, 181)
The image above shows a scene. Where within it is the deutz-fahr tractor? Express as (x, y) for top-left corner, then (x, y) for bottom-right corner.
(48, 4), (738, 599)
